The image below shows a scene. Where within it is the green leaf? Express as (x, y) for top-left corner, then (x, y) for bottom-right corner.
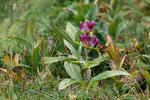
(118, 54), (126, 70)
(64, 39), (77, 55)
(85, 61), (98, 68)
(87, 53), (109, 68)
(18, 64), (31, 68)
(71, 61), (85, 64)
(64, 62), (82, 81)
(10, 79), (17, 99)
(120, 94), (135, 100)
(27, 27), (34, 49)
(135, 62), (150, 69)
(66, 22), (77, 41)
(74, 41), (88, 48)
(116, 21), (127, 36)
(91, 70), (130, 82)
(108, 22), (117, 37)
(142, 55), (150, 59)
(43, 56), (65, 65)
(31, 46), (41, 67)
(59, 78), (76, 90)
(53, 24), (74, 46)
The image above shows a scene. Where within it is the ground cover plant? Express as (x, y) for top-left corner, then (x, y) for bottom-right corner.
(0, 0), (150, 100)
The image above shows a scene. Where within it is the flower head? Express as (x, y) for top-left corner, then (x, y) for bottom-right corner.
(79, 20), (95, 33)
(79, 33), (99, 47)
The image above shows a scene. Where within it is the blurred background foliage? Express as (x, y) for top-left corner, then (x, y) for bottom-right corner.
(0, 0), (150, 99)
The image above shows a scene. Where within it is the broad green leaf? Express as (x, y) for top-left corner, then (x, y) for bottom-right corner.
(91, 70), (130, 82)
(66, 22), (77, 41)
(43, 56), (65, 65)
(87, 53), (109, 68)
(53, 24), (74, 46)
(64, 62), (82, 81)
(59, 78), (76, 90)
(135, 63), (150, 69)
(64, 39), (77, 55)
(116, 21), (127, 36)
(85, 61), (98, 68)
(108, 22), (117, 37)
(142, 55), (150, 58)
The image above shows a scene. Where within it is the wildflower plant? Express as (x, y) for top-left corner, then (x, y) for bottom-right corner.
(51, 20), (130, 92)
(76, 20), (129, 92)
(79, 20), (99, 89)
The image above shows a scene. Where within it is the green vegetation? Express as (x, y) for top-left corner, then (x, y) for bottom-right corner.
(0, 0), (150, 99)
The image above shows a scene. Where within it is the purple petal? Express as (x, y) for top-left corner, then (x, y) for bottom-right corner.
(137, 75), (142, 81)
(79, 20), (96, 33)
(85, 34), (91, 42)
(84, 20), (90, 28)
(84, 20), (90, 24)
(79, 21), (84, 30)
(93, 38), (99, 45)
(89, 21), (95, 29)
(79, 34), (84, 43)
(85, 20), (95, 31)
(79, 33), (87, 44)
(91, 36), (96, 43)
(96, 38), (99, 43)
(90, 36), (96, 46)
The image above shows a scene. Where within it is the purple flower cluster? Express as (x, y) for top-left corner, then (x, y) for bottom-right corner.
(79, 20), (95, 33)
(79, 20), (99, 47)
(79, 33), (99, 47)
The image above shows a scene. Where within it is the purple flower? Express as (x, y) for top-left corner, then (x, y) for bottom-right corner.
(79, 33), (99, 47)
(136, 75), (142, 81)
(79, 20), (95, 33)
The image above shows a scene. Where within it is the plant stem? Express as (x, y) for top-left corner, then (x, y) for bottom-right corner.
(85, 48), (88, 89)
